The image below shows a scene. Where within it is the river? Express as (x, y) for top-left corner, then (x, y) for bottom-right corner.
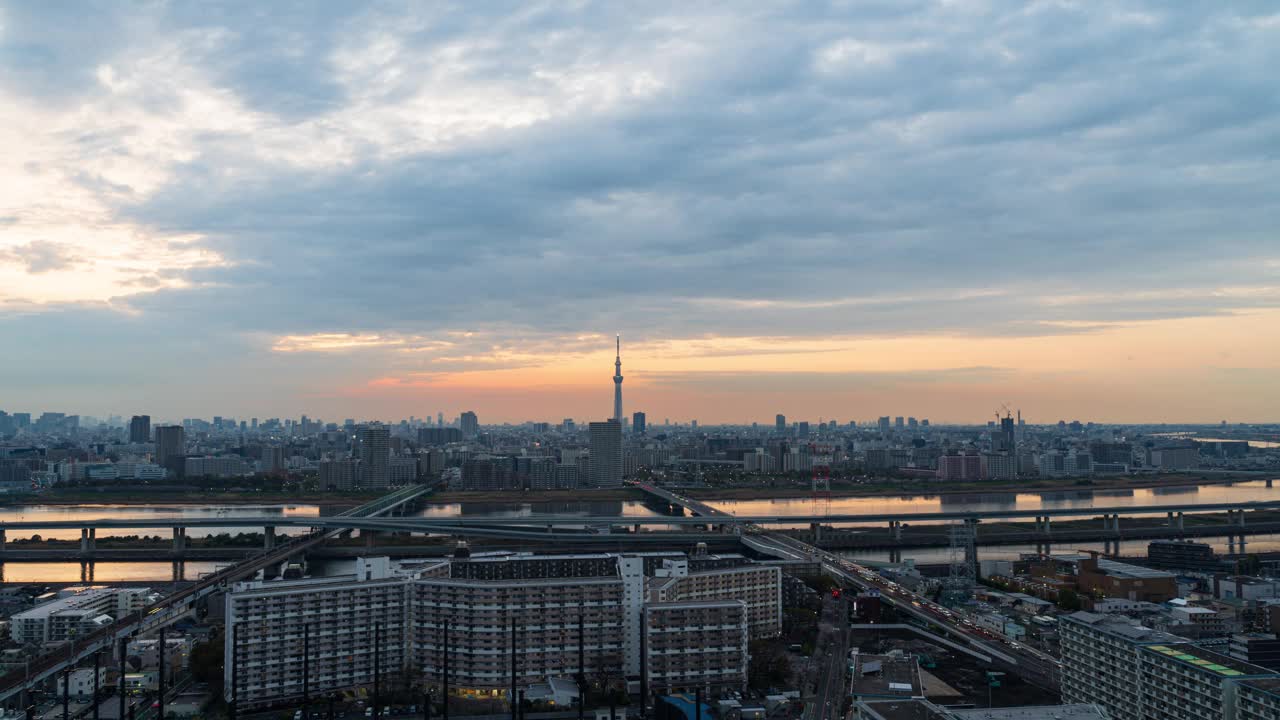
(4, 479), (1280, 580)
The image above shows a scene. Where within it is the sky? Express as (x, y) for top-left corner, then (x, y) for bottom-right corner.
(1, 1), (1278, 425)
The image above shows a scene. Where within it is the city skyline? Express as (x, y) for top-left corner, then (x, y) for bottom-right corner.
(2, 4), (1279, 423)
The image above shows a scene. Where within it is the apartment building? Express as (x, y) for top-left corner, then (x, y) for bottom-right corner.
(648, 562), (782, 638)
(1138, 643), (1279, 720)
(226, 552), (777, 706)
(1237, 679), (1280, 720)
(10, 587), (155, 645)
(1060, 611), (1183, 720)
(643, 601), (748, 694)
(224, 558), (412, 708)
(1061, 611), (1280, 720)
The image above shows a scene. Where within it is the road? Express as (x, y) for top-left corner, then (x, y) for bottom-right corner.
(759, 531), (1061, 690)
(807, 595), (849, 720)
(644, 483), (1063, 691)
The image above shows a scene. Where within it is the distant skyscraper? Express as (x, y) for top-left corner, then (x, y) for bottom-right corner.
(612, 335), (624, 423)
(907, 417), (918, 430)
(632, 411), (646, 435)
(437, 412), (444, 427)
(129, 415), (151, 444)
(878, 416), (891, 432)
(894, 416), (905, 429)
(798, 421), (810, 438)
(589, 420), (623, 488)
(359, 423), (390, 489)
(154, 425), (185, 476)
(994, 415), (1016, 453)
(775, 414), (786, 433)
(460, 411), (479, 438)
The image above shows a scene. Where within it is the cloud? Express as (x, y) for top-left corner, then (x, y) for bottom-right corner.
(3, 240), (80, 273)
(1, 1), (1278, 419)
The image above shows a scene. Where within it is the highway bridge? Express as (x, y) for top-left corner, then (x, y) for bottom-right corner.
(643, 484), (1063, 690)
(5, 499), (1280, 534)
(0, 483), (435, 707)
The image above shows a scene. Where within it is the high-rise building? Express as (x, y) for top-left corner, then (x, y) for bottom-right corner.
(775, 414), (786, 433)
(894, 416), (905, 429)
(318, 459), (359, 491)
(994, 415), (1016, 453)
(154, 425), (185, 476)
(878, 416), (891, 432)
(459, 411), (479, 438)
(612, 334), (624, 422)
(632, 411), (646, 435)
(589, 420), (623, 488)
(798, 421), (810, 438)
(359, 423), (390, 489)
(128, 415), (151, 444)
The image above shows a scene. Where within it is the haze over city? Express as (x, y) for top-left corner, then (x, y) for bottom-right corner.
(2, 3), (1279, 423)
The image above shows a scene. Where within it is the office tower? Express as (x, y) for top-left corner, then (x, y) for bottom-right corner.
(359, 423), (390, 489)
(154, 425), (185, 476)
(128, 415), (151, 444)
(251, 418), (258, 430)
(798, 421), (810, 438)
(994, 415), (1016, 453)
(437, 412), (444, 427)
(589, 420), (623, 487)
(775, 414), (786, 433)
(878, 416), (891, 432)
(921, 419), (929, 427)
(613, 334), (624, 422)
(907, 416), (918, 430)
(460, 411), (479, 438)
(632, 411), (646, 435)
(894, 416), (905, 429)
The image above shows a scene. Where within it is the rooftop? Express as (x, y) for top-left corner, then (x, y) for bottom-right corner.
(951, 705), (1109, 720)
(851, 654), (922, 700)
(1143, 643), (1279, 678)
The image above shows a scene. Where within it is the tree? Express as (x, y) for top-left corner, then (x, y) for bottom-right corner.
(747, 640), (790, 691)
(1056, 589), (1082, 611)
(190, 633), (225, 695)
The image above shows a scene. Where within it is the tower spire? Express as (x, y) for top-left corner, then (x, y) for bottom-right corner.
(613, 334), (624, 423)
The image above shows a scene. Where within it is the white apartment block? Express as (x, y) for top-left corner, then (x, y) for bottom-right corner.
(643, 600), (748, 694)
(1061, 611), (1280, 720)
(10, 587), (154, 645)
(225, 558), (411, 707)
(226, 553), (777, 707)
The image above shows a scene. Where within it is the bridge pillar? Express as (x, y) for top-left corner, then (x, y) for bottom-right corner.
(80, 528), (96, 553)
(889, 548), (901, 564)
(264, 526), (276, 550)
(0, 527), (5, 551)
(1268, 479), (1273, 489)
(811, 523), (824, 544)
(172, 527), (186, 552)
(1042, 516), (1051, 534)
(1237, 509), (1247, 527)
(365, 530), (378, 548)
(889, 521), (902, 541)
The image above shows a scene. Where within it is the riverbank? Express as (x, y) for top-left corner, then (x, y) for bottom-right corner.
(0, 491), (381, 507)
(424, 488), (643, 504)
(683, 471), (1273, 501)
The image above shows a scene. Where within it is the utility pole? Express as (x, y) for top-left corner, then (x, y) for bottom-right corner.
(303, 624), (311, 715)
(510, 618), (517, 720)
(158, 628), (166, 720)
(442, 621), (450, 720)
(374, 622), (382, 720)
(117, 637), (127, 720)
(62, 668), (69, 720)
(229, 625), (238, 720)
(93, 651), (100, 720)
(577, 614), (585, 720)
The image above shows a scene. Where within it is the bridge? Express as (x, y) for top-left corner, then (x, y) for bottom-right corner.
(641, 484), (1062, 690)
(0, 483), (435, 707)
(8, 499), (1280, 534)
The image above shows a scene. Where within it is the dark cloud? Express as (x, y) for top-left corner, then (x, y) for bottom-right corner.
(2, 2), (1279, 415)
